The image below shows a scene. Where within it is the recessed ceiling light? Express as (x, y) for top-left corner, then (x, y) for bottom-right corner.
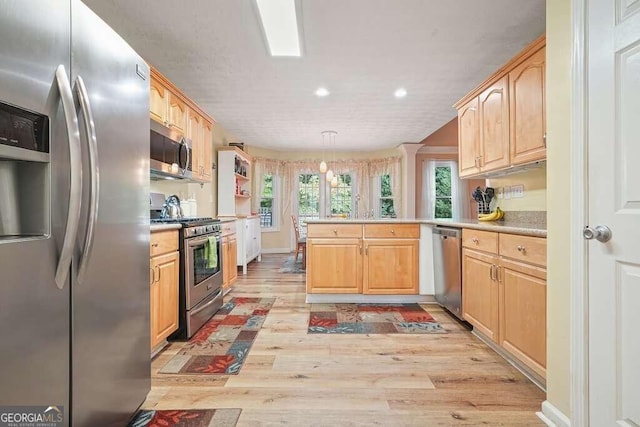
(315, 87), (330, 97)
(394, 88), (407, 98)
(256, 0), (301, 57)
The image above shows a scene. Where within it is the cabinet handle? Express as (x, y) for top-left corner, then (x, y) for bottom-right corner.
(517, 245), (526, 253)
(150, 267), (155, 284)
(359, 242), (362, 254)
(155, 265), (161, 282)
(489, 264), (495, 281)
(496, 266), (502, 283)
(333, 229), (338, 235)
(365, 245), (368, 255)
(543, 132), (547, 147)
(390, 229), (395, 234)
(152, 242), (159, 248)
(472, 237), (479, 244)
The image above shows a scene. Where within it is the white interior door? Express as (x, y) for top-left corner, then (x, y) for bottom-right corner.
(587, 0), (640, 425)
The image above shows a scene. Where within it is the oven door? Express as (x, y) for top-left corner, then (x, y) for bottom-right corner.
(185, 233), (223, 309)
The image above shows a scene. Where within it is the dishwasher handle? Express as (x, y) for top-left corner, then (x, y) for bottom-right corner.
(432, 227), (461, 239)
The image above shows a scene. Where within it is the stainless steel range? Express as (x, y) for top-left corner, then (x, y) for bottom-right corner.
(151, 216), (224, 339)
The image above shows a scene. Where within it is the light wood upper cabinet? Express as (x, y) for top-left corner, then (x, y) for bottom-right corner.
(363, 239), (419, 295)
(509, 47), (546, 166)
(462, 248), (500, 342)
(306, 238), (362, 294)
(479, 76), (510, 173)
(454, 36), (546, 178)
(167, 92), (187, 135)
(150, 250), (179, 350)
(150, 78), (167, 125)
(188, 110), (202, 178)
(201, 120), (213, 180)
(499, 257), (547, 378)
(458, 97), (480, 178)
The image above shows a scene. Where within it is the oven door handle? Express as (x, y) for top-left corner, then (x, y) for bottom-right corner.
(191, 289), (223, 316)
(187, 235), (221, 247)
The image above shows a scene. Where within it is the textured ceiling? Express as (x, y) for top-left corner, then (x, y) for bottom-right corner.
(84, 0), (545, 151)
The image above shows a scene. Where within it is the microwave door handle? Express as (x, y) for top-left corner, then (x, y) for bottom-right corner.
(74, 76), (99, 285)
(54, 65), (83, 290)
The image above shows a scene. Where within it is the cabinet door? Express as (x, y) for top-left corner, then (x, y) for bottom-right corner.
(458, 97), (481, 177)
(462, 248), (499, 341)
(228, 237), (238, 284)
(201, 120), (213, 181)
(167, 91), (187, 135)
(479, 76), (510, 173)
(150, 251), (179, 349)
(363, 239), (419, 295)
(307, 238), (362, 293)
(150, 77), (167, 125)
(509, 47), (546, 165)
(188, 111), (202, 178)
(221, 238), (229, 288)
(499, 258), (547, 378)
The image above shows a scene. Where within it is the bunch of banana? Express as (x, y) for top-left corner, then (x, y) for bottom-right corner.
(478, 207), (505, 222)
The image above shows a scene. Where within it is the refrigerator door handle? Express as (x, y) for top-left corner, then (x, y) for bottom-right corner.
(54, 64), (83, 290)
(74, 75), (99, 284)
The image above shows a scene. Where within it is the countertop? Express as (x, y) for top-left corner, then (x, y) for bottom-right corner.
(305, 218), (546, 237)
(150, 223), (182, 232)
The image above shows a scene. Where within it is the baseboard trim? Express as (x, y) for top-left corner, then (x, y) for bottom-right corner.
(261, 248), (292, 254)
(306, 294), (436, 304)
(537, 401), (571, 427)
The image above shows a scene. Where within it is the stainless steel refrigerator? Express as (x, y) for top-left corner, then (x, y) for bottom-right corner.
(0, 1), (150, 425)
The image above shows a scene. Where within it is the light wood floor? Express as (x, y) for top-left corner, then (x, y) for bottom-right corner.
(147, 254), (545, 426)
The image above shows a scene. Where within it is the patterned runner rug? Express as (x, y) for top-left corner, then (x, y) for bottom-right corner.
(159, 297), (275, 375)
(129, 408), (241, 427)
(308, 303), (446, 334)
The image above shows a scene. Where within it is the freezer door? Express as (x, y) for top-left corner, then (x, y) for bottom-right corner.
(0, 1), (71, 423)
(70, 1), (150, 425)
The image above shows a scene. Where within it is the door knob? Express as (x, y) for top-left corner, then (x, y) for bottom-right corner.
(583, 225), (612, 243)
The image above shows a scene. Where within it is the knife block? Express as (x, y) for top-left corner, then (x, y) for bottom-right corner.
(476, 201), (491, 215)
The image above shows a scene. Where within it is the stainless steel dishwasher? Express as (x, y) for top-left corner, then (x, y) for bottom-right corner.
(432, 226), (463, 320)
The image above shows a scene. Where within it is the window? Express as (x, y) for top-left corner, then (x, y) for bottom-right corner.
(297, 173), (321, 230)
(259, 174), (278, 229)
(329, 173), (353, 218)
(434, 166), (452, 218)
(378, 174), (396, 218)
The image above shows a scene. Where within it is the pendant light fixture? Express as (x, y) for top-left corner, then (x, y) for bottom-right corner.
(330, 175), (338, 188)
(322, 130), (337, 182)
(319, 131), (328, 173)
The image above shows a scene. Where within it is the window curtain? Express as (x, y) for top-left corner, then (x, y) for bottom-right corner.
(421, 160), (437, 218)
(252, 158), (285, 223)
(449, 161), (469, 219)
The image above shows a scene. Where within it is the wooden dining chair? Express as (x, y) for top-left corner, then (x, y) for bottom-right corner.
(291, 215), (306, 267)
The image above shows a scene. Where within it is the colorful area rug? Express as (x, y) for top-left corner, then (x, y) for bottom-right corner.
(279, 255), (305, 273)
(129, 408), (241, 427)
(308, 303), (446, 334)
(159, 297), (275, 375)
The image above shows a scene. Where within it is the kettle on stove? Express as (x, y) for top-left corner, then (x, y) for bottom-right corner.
(161, 194), (184, 219)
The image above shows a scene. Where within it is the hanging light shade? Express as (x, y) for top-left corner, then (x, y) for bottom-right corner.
(319, 160), (327, 173)
(326, 169), (334, 181)
(330, 175), (338, 188)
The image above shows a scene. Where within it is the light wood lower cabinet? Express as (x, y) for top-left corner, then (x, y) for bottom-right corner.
(306, 238), (362, 294)
(462, 248), (500, 342)
(364, 239), (419, 294)
(222, 233), (238, 291)
(461, 229), (547, 379)
(499, 257), (547, 378)
(150, 250), (179, 351)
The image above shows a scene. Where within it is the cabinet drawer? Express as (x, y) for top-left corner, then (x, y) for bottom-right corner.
(462, 229), (498, 253)
(150, 230), (179, 256)
(221, 221), (236, 237)
(499, 233), (546, 267)
(364, 223), (420, 239)
(307, 224), (362, 238)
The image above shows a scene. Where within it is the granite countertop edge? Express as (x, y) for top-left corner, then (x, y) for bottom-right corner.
(150, 223), (182, 232)
(305, 218), (546, 238)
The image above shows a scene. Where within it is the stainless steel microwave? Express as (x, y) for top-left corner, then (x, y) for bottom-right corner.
(149, 119), (193, 180)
